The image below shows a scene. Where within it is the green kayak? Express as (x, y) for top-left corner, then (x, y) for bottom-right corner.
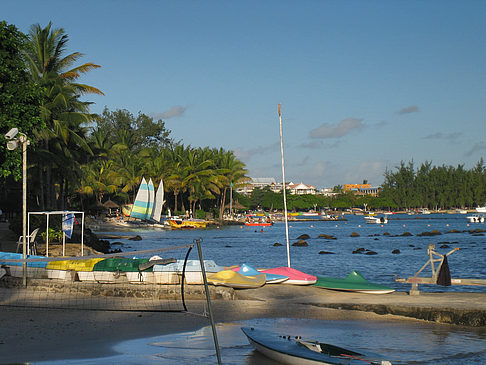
(314, 271), (395, 294)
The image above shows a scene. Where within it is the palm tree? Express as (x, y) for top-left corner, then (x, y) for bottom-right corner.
(24, 22), (103, 209)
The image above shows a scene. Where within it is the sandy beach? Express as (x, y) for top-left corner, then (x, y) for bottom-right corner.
(1, 221), (485, 363)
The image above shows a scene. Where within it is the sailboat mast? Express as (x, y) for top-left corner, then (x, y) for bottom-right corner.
(278, 103), (291, 267)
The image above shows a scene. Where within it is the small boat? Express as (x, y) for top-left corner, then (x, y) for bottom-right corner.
(168, 218), (207, 229)
(92, 257), (152, 283)
(0, 252), (48, 279)
(153, 259), (224, 284)
(241, 327), (393, 365)
(476, 205), (486, 213)
(46, 258), (104, 281)
(245, 215), (273, 226)
(466, 214), (485, 223)
(233, 263), (288, 284)
(207, 270), (266, 289)
(455, 209), (467, 214)
(314, 271), (395, 294)
(260, 267), (317, 285)
(364, 215), (388, 224)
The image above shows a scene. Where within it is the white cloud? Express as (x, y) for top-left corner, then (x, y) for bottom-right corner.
(150, 105), (188, 120)
(234, 141), (280, 162)
(309, 117), (364, 139)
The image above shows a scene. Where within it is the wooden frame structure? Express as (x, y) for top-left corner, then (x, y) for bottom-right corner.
(395, 243), (486, 294)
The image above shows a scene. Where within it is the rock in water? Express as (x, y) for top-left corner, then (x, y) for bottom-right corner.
(318, 251), (335, 254)
(297, 234), (310, 240)
(392, 249), (400, 254)
(350, 232), (360, 237)
(273, 242), (283, 246)
(292, 240), (308, 247)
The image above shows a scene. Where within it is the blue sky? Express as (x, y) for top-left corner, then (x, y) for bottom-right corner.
(4, 0), (486, 188)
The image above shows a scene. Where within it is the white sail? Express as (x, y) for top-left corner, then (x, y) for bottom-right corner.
(151, 180), (165, 222)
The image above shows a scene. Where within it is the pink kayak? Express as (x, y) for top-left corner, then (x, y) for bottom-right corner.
(260, 267), (317, 285)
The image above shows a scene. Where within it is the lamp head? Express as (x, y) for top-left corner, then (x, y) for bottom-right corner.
(7, 140), (19, 151)
(5, 128), (19, 140)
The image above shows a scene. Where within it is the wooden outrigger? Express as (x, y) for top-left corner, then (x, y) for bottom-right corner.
(395, 243), (486, 295)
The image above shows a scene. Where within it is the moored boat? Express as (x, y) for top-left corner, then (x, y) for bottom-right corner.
(0, 252), (48, 279)
(245, 214), (273, 226)
(314, 271), (395, 294)
(364, 215), (388, 224)
(466, 214), (485, 223)
(168, 218), (207, 229)
(241, 327), (393, 365)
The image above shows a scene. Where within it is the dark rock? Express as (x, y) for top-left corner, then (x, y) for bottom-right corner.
(413, 247), (422, 250)
(297, 234), (310, 240)
(292, 240), (308, 247)
(400, 232), (413, 236)
(417, 230), (441, 237)
(111, 241), (124, 246)
(129, 235), (143, 241)
(446, 229), (461, 234)
(350, 232), (360, 237)
(383, 232), (390, 236)
(318, 234), (337, 240)
(318, 251), (335, 254)
(352, 250), (362, 254)
(273, 242), (283, 246)
(365, 251), (378, 255)
(374, 238), (379, 241)
(409, 244), (415, 247)
(392, 249), (400, 254)
(225, 245), (232, 248)
(440, 244), (450, 248)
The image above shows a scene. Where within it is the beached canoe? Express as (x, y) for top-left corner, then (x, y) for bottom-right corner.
(153, 259), (224, 284)
(314, 271), (395, 294)
(92, 258), (151, 283)
(232, 263), (288, 284)
(241, 327), (393, 365)
(46, 258), (105, 281)
(0, 252), (48, 279)
(207, 270), (266, 289)
(260, 267), (317, 285)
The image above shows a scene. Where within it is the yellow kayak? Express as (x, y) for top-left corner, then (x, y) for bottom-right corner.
(207, 270), (266, 289)
(46, 258), (105, 271)
(168, 219), (207, 229)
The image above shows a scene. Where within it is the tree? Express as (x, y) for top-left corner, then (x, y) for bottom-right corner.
(24, 22), (102, 209)
(0, 21), (43, 180)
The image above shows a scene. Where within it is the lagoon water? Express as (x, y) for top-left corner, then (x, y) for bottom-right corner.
(39, 213), (486, 364)
(106, 213), (486, 293)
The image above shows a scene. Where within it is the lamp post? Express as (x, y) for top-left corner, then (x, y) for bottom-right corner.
(6, 128), (30, 286)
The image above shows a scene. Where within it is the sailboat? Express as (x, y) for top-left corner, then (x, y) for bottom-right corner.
(129, 177), (154, 221)
(149, 180), (169, 228)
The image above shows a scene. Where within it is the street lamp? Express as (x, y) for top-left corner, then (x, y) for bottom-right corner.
(5, 127), (30, 286)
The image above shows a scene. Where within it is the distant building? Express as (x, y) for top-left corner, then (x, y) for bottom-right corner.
(343, 184), (381, 197)
(236, 178), (318, 196)
(236, 177), (280, 195)
(320, 188), (339, 197)
(286, 182), (317, 195)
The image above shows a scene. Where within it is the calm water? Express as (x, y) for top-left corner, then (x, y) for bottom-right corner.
(103, 213), (486, 293)
(41, 318), (486, 364)
(36, 214), (486, 364)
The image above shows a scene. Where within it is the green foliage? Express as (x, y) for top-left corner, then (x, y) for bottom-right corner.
(380, 159), (486, 209)
(0, 21), (42, 180)
(40, 228), (63, 243)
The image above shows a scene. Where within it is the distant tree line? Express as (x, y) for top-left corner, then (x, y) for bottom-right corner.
(380, 160), (486, 210)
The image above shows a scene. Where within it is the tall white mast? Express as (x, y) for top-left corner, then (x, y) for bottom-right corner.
(279, 104), (291, 267)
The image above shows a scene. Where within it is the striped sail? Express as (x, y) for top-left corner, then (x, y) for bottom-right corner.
(151, 180), (165, 222)
(130, 177), (155, 220)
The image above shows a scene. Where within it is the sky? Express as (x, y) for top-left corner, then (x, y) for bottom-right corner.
(3, 0), (486, 189)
